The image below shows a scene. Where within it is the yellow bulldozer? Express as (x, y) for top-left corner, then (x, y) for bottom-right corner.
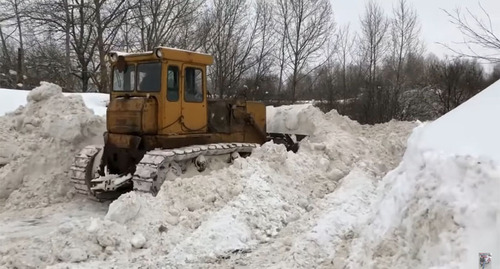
(70, 47), (305, 201)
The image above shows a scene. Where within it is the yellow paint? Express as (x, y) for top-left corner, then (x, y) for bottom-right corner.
(246, 101), (267, 133)
(159, 61), (182, 134)
(179, 63), (207, 133)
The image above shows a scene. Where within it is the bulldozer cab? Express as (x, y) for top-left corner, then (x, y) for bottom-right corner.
(108, 47), (213, 136)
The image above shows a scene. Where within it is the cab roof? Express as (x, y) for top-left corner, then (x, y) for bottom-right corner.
(108, 47), (214, 66)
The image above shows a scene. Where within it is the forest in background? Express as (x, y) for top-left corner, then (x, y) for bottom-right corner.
(1, 0), (499, 123)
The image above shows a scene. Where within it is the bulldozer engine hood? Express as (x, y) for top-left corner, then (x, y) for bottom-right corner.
(106, 96), (158, 135)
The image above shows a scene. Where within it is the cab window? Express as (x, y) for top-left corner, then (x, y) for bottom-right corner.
(137, 62), (161, 92)
(112, 66), (135, 91)
(184, 67), (203, 102)
(167, 66), (179, 101)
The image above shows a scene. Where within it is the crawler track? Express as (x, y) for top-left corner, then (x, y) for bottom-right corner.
(133, 143), (258, 195)
(69, 143), (258, 199)
(69, 145), (103, 200)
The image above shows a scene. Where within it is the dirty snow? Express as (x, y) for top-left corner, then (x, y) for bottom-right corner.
(0, 82), (105, 210)
(0, 79), (498, 269)
(339, 125), (499, 269)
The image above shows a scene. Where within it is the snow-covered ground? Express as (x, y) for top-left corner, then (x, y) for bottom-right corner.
(0, 80), (498, 268)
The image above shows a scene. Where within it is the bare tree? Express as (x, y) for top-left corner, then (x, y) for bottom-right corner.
(387, 0), (422, 118)
(0, 0), (27, 86)
(132, 0), (202, 51)
(274, 1), (287, 95)
(358, 0), (389, 123)
(27, 0), (132, 92)
(27, 0), (92, 91)
(62, 0), (72, 89)
(203, 0), (257, 98)
(336, 24), (356, 105)
(428, 57), (485, 113)
(444, 2), (500, 63)
(0, 24), (13, 73)
(92, 0), (131, 93)
(247, 0), (276, 99)
(24, 31), (68, 87)
(275, 0), (333, 102)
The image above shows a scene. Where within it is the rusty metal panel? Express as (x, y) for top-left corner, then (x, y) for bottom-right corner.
(207, 100), (231, 133)
(107, 97), (158, 135)
(246, 101), (266, 133)
(142, 98), (158, 134)
(107, 133), (141, 149)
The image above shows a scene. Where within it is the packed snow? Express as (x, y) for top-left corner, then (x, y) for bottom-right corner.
(266, 104), (316, 135)
(0, 80), (498, 268)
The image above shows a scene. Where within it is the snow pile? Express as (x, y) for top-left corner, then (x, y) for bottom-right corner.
(226, 81), (500, 268)
(219, 167), (379, 268)
(37, 144), (341, 266)
(0, 82), (105, 210)
(0, 87), (109, 117)
(269, 105), (411, 177)
(333, 80), (500, 268)
(64, 92), (109, 117)
(416, 80), (500, 162)
(339, 125), (500, 268)
(22, 104), (415, 268)
(266, 104), (322, 135)
(332, 125), (500, 268)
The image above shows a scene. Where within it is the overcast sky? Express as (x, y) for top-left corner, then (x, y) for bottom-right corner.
(332, 0), (500, 68)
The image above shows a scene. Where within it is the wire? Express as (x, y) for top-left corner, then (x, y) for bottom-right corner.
(158, 116), (181, 132)
(181, 120), (207, 132)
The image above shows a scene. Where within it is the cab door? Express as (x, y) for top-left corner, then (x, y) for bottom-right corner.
(159, 62), (183, 134)
(180, 64), (207, 133)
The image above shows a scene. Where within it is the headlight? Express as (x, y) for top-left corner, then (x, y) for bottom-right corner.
(155, 48), (162, 58)
(109, 53), (118, 63)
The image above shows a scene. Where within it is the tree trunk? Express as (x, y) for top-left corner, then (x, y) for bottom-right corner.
(82, 65), (89, 93)
(292, 60), (298, 103)
(277, 33), (286, 94)
(95, 0), (109, 93)
(16, 48), (23, 88)
(63, 0), (73, 92)
(14, 0), (24, 86)
(0, 25), (11, 71)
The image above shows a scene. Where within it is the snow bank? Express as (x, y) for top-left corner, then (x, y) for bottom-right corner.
(0, 87), (108, 117)
(416, 79), (500, 162)
(331, 80), (500, 268)
(0, 82), (105, 210)
(340, 125), (500, 269)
